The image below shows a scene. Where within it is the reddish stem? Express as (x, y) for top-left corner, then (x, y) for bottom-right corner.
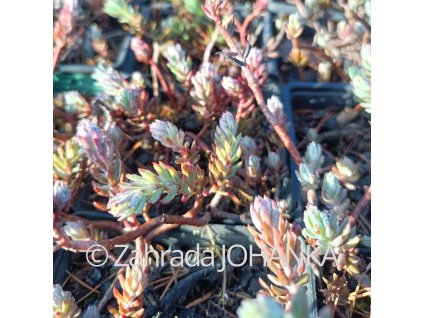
(239, 8), (262, 46)
(57, 212), (123, 233)
(149, 60), (177, 106)
(213, 17), (303, 165)
(53, 196), (208, 252)
(349, 185), (371, 226)
(144, 195), (205, 241)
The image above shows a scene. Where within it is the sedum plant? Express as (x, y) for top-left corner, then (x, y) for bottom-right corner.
(302, 206), (360, 272)
(248, 195), (309, 306)
(108, 161), (182, 220)
(335, 156), (360, 184)
(267, 96), (285, 125)
(208, 112), (243, 191)
(304, 142), (324, 171)
(237, 288), (332, 318)
(62, 91), (90, 118)
(108, 118), (205, 220)
(76, 119), (123, 197)
(162, 43), (192, 83)
(63, 220), (91, 240)
(52, 1), (371, 316)
(266, 151), (282, 170)
(53, 284), (81, 318)
(53, 138), (83, 183)
(237, 296), (284, 318)
(62, 220), (105, 241)
(285, 13), (303, 40)
(245, 47), (268, 86)
(222, 76), (243, 99)
(190, 63), (225, 118)
(296, 163), (320, 191)
(295, 142), (324, 191)
(240, 136), (257, 159)
(92, 65), (146, 117)
(108, 263), (148, 318)
(321, 172), (350, 220)
(53, 180), (72, 212)
(103, 0), (142, 35)
(149, 120), (185, 153)
(348, 45), (371, 113)
(245, 154), (261, 180)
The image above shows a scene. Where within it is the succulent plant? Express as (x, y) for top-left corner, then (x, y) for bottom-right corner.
(190, 63), (223, 117)
(360, 44), (371, 77)
(322, 273), (350, 308)
(76, 119), (123, 195)
(348, 45), (371, 113)
(150, 120), (185, 153)
(130, 37), (152, 63)
(304, 142), (324, 172)
(103, 0), (142, 34)
(249, 195), (282, 235)
(286, 13), (303, 40)
(54, 138), (83, 182)
(318, 62), (332, 82)
(163, 44), (192, 83)
(104, 121), (124, 148)
(222, 76), (243, 98)
(237, 296), (284, 318)
(302, 206), (360, 271)
(63, 221), (91, 241)
(240, 136), (257, 158)
(267, 95), (285, 124)
(53, 181), (72, 212)
(90, 24), (108, 57)
(350, 71), (370, 113)
(53, 0), (76, 48)
(108, 264), (148, 318)
(289, 48), (308, 68)
(266, 151), (281, 170)
(246, 154), (261, 179)
(248, 195), (309, 305)
(63, 91), (90, 118)
(240, 286), (334, 318)
(92, 65), (142, 116)
(202, 0), (228, 20)
(245, 47), (268, 85)
(335, 157), (360, 183)
(108, 116), (206, 220)
(295, 163), (319, 190)
(53, 284), (81, 318)
(108, 162), (180, 220)
(208, 112), (243, 187)
(321, 172), (350, 220)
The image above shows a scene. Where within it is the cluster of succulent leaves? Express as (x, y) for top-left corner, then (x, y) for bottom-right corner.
(92, 64), (145, 116)
(103, 0), (143, 34)
(108, 112), (240, 220)
(348, 45), (371, 113)
(237, 287), (332, 318)
(279, 1), (371, 112)
(294, 142), (361, 259)
(53, 0), (370, 317)
(243, 140), (364, 312)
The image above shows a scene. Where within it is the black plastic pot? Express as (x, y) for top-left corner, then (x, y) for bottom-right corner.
(281, 82), (358, 204)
